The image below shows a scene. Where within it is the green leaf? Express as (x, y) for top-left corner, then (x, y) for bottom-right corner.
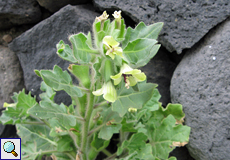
(39, 81), (56, 101)
(162, 103), (185, 124)
(28, 101), (76, 127)
(146, 107), (191, 159)
(99, 123), (122, 140)
(21, 141), (41, 160)
(135, 144), (155, 160)
(123, 38), (159, 68)
(117, 132), (148, 155)
(122, 22), (163, 48)
(86, 32), (93, 49)
(56, 40), (78, 63)
(112, 83), (157, 116)
(117, 19), (126, 42)
(121, 118), (136, 133)
(143, 88), (161, 111)
(0, 89), (37, 124)
(57, 135), (75, 152)
(69, 33), (97, 64)
(49, 118), (69, 137)
(17, 89), (37, 117)
(38, 65), (83, 98)
(52, 153), (73, 160)
(91, 132), (110, 152)
(98, 107), (122, 140)
(68, 64), (91, 88)
(16, 124), (56, 150)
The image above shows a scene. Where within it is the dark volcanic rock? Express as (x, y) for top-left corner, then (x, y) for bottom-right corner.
(0, 46), (24, 109)
(93, 0), (230, 54)
(9, 5), (99, 105)
(141, 47), (177, 106)
(0, 0), (41, 29)
(170, 18), (230, 160)
(36, 0), (89, 12)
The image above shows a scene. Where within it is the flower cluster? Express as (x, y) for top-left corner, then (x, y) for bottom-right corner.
(92, 11), (146, 102)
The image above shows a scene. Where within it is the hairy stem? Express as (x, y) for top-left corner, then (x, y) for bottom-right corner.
(88, 124), (105, 137)
(80, 92), (94, 160)
(80, 64), (96, 160)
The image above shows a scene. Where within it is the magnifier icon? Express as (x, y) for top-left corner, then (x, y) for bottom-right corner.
(3, 141), (18, 157)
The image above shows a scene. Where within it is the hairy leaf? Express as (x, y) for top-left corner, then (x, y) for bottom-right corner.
(28, 101), (76, 127)
(91, 132), (110, 152)
(37, 65), (83, 98)
(112, 83), (157, 116)
(56, 40), (78, 63)
(39, 81), (56, 101)
(98, 107), (122, 140)
(122, 22), (163, 48)
(68, 64), (91, 89)
(57, 135), (75, 152)
(16, 124), (56, 150)
(123, 38), (160, 68)
(0, 90), (37, 124)
(146, 105), (191, 159)
(69, 33), (96, 64)
(143, 88), (161, 111)
(21, 142), (41, 160)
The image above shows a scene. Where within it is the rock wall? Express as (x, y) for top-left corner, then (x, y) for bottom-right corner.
(1, 0), (230, 160)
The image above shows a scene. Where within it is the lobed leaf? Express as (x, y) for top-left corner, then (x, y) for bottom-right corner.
(28, 101), (76, 127)
(146, 105), (191, 159)
(37, 65), (83, 98)
(98, 107), (122, 140)
(0, 89), (37, 125)
(57, 135), (75, 152)
(21, 142), (41, 160)
(68, 64), (91, 89)
(122, 22), (163, 48)
(16, 124), (56, 150)
(39, 81), (56, 101)
(91, 132), (110, 152)
(69, 33), (97, 64)
(56, 40), (78, 63)
(112, 83), (157, 116)
(123, 38), (159, 68)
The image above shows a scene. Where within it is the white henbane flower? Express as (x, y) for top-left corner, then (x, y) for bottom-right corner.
(103, 36), (123, 59)
(92, 81), (117, 102)
(110, 64), (146, 89)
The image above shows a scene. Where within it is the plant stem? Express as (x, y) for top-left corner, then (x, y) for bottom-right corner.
(94, 101), (108, 109)
(88, 124), (105, 137)
(80, 58), (96, 160)
(74, 116), (85, 122)
(101, 149), (112, 157)
(21, 121), (46, 125)
(80, 92), (94, 160)
(103, 153), (117, 160)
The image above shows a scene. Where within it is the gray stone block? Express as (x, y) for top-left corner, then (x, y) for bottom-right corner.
(93, 0), (230, 54)
(0, 0), (41, 29)
(171, 18), (230, 160)
(36, 0), (90, 12)
(9, 5), (99, 105)
(0, 46), (24, 109)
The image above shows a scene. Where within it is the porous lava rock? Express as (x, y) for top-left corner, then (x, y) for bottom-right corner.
(0, 0), (41, 29)
(93, 0), (230, 54)
(171, 18), (230, 160)
(9, 5), (99, 105)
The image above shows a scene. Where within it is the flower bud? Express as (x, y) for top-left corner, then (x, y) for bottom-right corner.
(128, 107), (137, 113)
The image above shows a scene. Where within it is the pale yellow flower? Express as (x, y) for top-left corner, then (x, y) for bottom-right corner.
(103, 36), (123, 59)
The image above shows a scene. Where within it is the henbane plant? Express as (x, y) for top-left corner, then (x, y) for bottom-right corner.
(1, 11), (191, 160)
